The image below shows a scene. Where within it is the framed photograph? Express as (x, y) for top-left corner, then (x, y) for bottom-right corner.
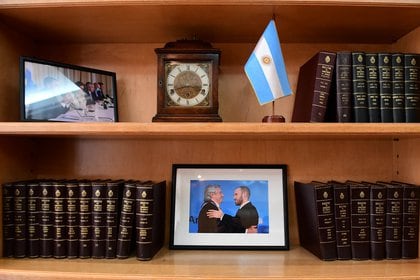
(20, 56), (118, 122)
(170, 164), (289, 250)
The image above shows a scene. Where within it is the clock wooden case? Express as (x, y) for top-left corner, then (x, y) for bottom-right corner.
(153, 40), (222, 122)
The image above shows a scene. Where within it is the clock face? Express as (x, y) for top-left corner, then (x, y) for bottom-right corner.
(165, 62), (211, 107)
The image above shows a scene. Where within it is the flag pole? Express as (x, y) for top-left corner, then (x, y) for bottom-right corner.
(262, 100), (285, 122)
(272, 101), (275, 116)
(244, 14), (290, 123)
(261, 14), (286, 123)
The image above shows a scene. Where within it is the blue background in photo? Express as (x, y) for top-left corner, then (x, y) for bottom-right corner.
(189, 180), (269, 233)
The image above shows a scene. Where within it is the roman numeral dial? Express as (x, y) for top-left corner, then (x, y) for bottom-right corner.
(165, 63), (210, 107)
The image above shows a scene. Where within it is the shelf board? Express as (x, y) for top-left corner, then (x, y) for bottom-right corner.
(1, 247), (420, 280)
(0, 1), (419, 44)
(0, 122), (420, 140)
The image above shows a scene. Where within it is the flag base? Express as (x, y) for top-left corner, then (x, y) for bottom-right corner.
(262, 115), (285, 123)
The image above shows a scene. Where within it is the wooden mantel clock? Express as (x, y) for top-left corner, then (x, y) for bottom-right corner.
(152, 39), (222, 122)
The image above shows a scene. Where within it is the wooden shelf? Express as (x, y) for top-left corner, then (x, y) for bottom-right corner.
(1, 247), (420, 280)
(0, 122), (420, 139)
(0, 0), (419, 44)
(0, 1), (419, 280)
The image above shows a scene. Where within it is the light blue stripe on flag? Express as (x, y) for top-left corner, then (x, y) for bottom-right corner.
(244, 20), (292, 105)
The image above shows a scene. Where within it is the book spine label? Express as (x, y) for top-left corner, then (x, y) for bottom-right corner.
(315, 185), (337, 260)
(379, 53), (393, 122)
(52, 182), (67, 258)
(27, 182), (40, 258)
(2, 183), (15, 257)
(92, 182), (107, 258)
(40, 182), (54, 258)
(335, 52), (353, 122)
(78, 182), (92, 258)
(370, 185), (386, 260)
(385, 185), (403, 259)
(105, 181), (122, 258)
(404, 54), (420, 122)
(295, 182), (336, 260)
(392, 54), (406, 122)
(350, 185), (370, 260)
(402, 185), (420, 258)
(116, 182), (137, 259)
(333, 184), (351, 260)
(311, 52), (336, 122)
(136, 183), (154, 260)
(13, 183), (27, 258)
(351, 52), (369, 122)
(66, 182), (79, 258)
(365, 53), (381, 122)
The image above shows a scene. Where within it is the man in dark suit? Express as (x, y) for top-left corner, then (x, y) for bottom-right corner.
(197, 184), (225, 233)
(207, 186), (259, 233)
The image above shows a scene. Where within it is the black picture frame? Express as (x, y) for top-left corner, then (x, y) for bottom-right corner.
(170, 164), (289, 250)
(20, 56), (118, 122)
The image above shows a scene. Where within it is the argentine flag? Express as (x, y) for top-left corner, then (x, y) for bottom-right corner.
(244, 20), (292, 105)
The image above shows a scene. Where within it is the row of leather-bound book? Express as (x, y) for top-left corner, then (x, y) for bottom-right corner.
(2, 179), (166, 261)
(295, 180), (419, 261)
(292, 51), (420, 123)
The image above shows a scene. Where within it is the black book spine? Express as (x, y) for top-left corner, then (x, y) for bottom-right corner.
(404, 54), (420, 122)
(13, 182), (27, 258)
(136, 181), (166, 261)
(365, 53), (381, 122)
(78, 181), (92, 258)
(369, 183), (386, 260)
(40, 182), (54, 258)
(295, 181), (337, 260)
(116, 181), (137, 259)
(105, 180), (123, 259)
(2, 182), (15, 257)
(335, 51), (353, 122)
(27, 182), (40, 258)
(332, 182), (351, 260)
(136, 182), (155, 260)
(66, 181), (79, 258)
(349, 182), (370, 260)
(392, 53), (406, 122)
(378, 53), (393, 122)
(385, 183), (403, 259)
(351, 52), (369, 122)
(92, 181), (107, 259)
(402, 184), (420, 258)
(52, 182), (67, 258)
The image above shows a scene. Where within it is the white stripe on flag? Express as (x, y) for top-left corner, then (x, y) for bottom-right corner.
(254, 37), (283, 100)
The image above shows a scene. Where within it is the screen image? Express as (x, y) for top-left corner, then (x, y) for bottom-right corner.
(21, 57), (118, 122)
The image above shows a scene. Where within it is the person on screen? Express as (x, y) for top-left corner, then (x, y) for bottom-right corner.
(94, 82), (105, 101)
(197, 184), (226, 233)
(207, 186), (259, 233)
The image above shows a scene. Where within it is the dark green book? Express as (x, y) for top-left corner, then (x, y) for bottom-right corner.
(378, 53), (393, 122)
(392, 53), (405, 122)
(404, 54), (420, 122)
(365, 53), (381, 122)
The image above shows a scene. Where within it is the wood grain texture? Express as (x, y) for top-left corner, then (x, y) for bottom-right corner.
(1, 0), (420, 6)
(0, 123), (420, 138)
(0, 3), (419, 44)
(0, 247), (420, 279)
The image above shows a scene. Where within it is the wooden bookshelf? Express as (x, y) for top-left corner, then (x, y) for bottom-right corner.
(0, 122), (420, 139)
(0, 0), (419, 279)
(1, 247), (420, 280)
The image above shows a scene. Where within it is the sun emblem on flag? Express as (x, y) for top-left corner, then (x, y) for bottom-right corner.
(262, 56), (271, 64)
